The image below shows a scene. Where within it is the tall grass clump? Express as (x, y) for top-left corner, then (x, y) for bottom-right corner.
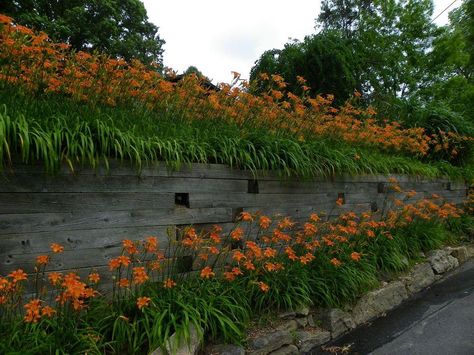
(0, 13), (472, 179)
(1, 179), (470, 353)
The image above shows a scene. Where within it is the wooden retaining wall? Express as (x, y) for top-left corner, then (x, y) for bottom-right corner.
(0, 161), (468, 284)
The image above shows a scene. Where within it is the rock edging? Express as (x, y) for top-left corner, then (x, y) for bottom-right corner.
(206, 244), (473, 355)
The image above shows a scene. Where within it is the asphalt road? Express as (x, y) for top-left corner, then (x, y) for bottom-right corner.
(310, 259), (474, 355)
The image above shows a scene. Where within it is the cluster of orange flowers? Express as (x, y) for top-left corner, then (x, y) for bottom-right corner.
(0, 243), (99, 323)
(100, 182), (463, 308)
(0, 178), (466, 319)
(0, 13), (470, 159)
(384, 178), (463, 225)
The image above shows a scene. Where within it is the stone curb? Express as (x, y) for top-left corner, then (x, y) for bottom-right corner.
(207, 243), (474, 355)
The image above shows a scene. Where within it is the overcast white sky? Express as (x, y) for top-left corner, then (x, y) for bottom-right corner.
(142, 0), (461, 84)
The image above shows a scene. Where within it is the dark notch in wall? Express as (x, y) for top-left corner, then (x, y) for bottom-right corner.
(175, 193), (189, 208)
(377, 182), (386, 193)
(338, 192), (345, 204)
(248, 179), (259, 194)
(371, 201), (378, 212)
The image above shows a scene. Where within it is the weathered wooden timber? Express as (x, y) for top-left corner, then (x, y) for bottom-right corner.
(0, 161), (468, 285)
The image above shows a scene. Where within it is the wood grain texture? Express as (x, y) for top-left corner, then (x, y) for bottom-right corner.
(0, 207), (234, 234)
(0, 173), (250, 193)
(189, 192), (337, 208)
(5, 160), (284, 181)
(258, 180), (380, 194)
(0, 192), (175, 214)
(0, 161), (468, 285)
(0, 226), (172, 256)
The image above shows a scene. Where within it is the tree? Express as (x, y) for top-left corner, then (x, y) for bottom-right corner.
(0, 0), (165, 66)
(183, 66), (204, 77)
(418, 1), (474, 128)
(250, 32), (361, 104)
(251, 1), (437, 105)
(317, 0), (374, 38)
(317, 0), (436, 102)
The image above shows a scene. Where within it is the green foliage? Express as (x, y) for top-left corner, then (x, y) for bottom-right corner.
(250, 32), (360, 104)
(1, 86), (469, 179)
(249, 261), (312, 312)
(467, 0), (474, 69)
(183, 66), (204, 77)
(97, 282), (250, 353)
(0, 0), (165, 66)
(317, 0), (373, 37)
(308, 254), (378, 307)
(369, 220), (450, 274)
(418, 1), (474, 126)
(445, 213), (474, 243)
(316, 0), (436, 100)
(375, 98), (474, 166)
(0, 300), (113, 354)
(0, 211), (469, 353)
(314, 0), (473, 168)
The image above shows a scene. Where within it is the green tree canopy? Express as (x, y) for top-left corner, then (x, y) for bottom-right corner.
(251, 0), (437, 105)
(418, 1), (474, 128)
(0, 0), (165, 66)
(318, 0), (436, 102)
(250, 32), (361, 104)
(317, 0), (374, 38)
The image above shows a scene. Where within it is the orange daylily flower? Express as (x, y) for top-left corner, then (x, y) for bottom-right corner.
(50, 243), (64, 253)
(232, 250), (246, 262)
(118, 278), (130, 288)
(163, 278), (177, 289)
(136, 296), (151, 310)
(351, 252), (361, 262)
(0, 277), (10, 291)
(117, 255), (131, 267)
(149, 260), (161, 271)
(144, 236), (158, 252)
(212, 225), (223, 233)
(230, 227), (244, 241)
(285, 247), (298, 261)
(123, 239), (138, 254)
(208, 246), (219, 255)
(42, 306), (56, 318)
(330, 258), (342, 267)
(300, 253), (315, 265)
(263, 247), (277, 258)
(108, 258), (121, 270)
(210, 231), (222, 244)
(278, 217), (295, 229)
(200, 266), (215, 279)
(132, 267), (149, 285)
(24, 299), (42, 323)
(264, 262), (283, 272)
(9, 269), (28, 282)
(48, 272), (62, 285)
(303, 223), (318, 236)
(224, 271), (236, 281)
(239, 211), (254, 222)
(231, 267), (243, 276)
(259, 215), (272, 229)
(88, 272), (100, 284)
(258, 281), (270, 293)
(199, 253), (209, 261)
(36, 255), (50, 265)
